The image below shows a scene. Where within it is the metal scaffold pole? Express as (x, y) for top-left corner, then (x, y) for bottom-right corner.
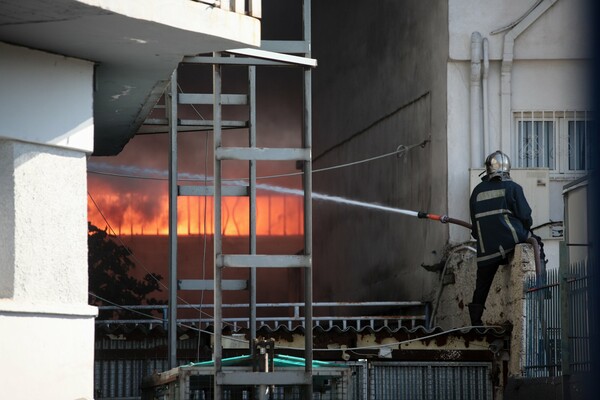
(167, 69), (178, 370)
(213, 56), (224, 400)
(162, 2), (316, 396)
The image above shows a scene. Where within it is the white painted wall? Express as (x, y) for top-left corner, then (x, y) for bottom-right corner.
(0, 308), (96, 399)
(0, 42), (94, 153)
(446, 0), (592, 246)
(563, 179), (589, 264)
(449, 0), (591, 61)
(0, 44), (96, 399)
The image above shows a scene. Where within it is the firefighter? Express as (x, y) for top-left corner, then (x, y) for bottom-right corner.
(468, 150), (533, 326)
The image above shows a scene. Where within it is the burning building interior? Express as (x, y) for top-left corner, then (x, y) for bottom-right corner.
(1, 0), (596, 400)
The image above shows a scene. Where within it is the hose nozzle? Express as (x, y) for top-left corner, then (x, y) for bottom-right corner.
(417, 211), (472, 230)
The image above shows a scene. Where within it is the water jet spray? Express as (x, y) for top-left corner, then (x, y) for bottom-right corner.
(88, 162), (473, 230)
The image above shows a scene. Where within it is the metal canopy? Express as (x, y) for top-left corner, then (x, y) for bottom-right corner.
(0, 0), (260, 155)
(226, 48), (318, 67)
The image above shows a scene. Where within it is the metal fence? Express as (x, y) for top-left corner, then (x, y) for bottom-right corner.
(368, 362), (493, 400)
(142, 366), (354, 400)
(95, 358), (493, 400)
(94, 301), (428, 399)
(524, 261), (590, 377)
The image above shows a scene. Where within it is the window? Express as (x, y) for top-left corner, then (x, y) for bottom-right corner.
(514, 111), (592, 177)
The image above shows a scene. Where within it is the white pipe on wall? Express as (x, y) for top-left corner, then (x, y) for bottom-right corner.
(482, 38), (490, 155)
(498, 0), (559, 154)
(470, 31), (483, 168)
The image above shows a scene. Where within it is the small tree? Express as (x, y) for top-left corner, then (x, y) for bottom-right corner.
(88, 222), (164, 319)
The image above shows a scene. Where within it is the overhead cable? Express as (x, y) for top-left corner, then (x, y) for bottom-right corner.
(86, 138), (429, 182)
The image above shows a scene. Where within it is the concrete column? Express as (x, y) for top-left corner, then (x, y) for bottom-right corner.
(0, 140), (97, 399)
(0, 43), (97, 400)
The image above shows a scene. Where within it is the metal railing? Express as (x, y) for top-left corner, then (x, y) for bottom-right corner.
(524, 260), (590, 377)
(95, 301), (430, 331)
(369, 362), (493, 400)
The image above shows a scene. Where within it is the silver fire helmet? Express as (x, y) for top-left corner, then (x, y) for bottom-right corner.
(485, 150), (511, 180)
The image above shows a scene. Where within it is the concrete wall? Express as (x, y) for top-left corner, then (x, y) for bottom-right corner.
(0, 42), (94, 152)
(433, 244), (536, 377)
(563, 178), (589, 264)
(311, 1), (449, 302)
(0, 44), (96, 399)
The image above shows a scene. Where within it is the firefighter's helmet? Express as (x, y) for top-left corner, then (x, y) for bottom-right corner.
(485, 150), (511, 180)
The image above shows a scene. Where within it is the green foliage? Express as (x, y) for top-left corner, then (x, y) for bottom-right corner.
(88, 222), (164, 319)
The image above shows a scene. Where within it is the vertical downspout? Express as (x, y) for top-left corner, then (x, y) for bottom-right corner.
(500, 30), (515, 154)
(498, 0), (559, 153)
(482, 38), (491, 154)
(470, 32), (483, 168)
(493, 0), (560, 383)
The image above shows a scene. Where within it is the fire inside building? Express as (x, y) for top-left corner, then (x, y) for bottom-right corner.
(1, 1), (597, 400)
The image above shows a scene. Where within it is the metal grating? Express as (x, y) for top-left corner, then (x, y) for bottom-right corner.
(369, 362), (493, 400)
(142, 366), (353, 400)
(523, 260), (591, 377)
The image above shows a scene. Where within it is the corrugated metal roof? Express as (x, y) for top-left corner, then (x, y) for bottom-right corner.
(96, 322), (509, 341)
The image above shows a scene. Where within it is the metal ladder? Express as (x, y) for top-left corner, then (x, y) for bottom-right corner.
(164, 2), (316, 398)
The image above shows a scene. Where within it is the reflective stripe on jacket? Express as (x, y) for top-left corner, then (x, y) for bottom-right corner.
(469, 178), (532, 267)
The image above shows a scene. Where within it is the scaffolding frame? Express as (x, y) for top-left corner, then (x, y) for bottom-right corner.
(162, 1), (315, 398)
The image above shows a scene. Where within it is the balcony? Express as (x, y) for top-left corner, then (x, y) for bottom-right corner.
(0, 0), (261, 155)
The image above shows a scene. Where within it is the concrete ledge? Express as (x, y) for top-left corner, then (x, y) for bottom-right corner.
(0, 301), (98, 318)
(433, 243), (536, 378)
(0, 307), (97, 399)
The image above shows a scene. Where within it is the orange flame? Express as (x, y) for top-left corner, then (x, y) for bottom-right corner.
(87, 188), (304, 236)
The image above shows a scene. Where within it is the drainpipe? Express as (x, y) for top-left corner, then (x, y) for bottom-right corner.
(497, 0), (559, 153)
(482, 38), (490, 154)
(470, 32), (483, 168)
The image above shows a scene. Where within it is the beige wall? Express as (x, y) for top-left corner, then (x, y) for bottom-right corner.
(563, 179), (588, 264)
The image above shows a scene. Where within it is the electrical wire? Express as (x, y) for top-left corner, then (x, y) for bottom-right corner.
(90, 294), (505, 352)
(270, 325), (505, 352)
(205, 324), (502, 351)
(90, 292), (165, 321)
(177, 83), (206, 121)
(86, 138), (429, 182)
(490, 0), (544, 34)
(91, 292), (227, 337)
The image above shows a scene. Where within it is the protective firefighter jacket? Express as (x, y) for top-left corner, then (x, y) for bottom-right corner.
(469, 177), (533, 267)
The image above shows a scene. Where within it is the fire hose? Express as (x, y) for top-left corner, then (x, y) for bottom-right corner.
(417, 211), (473, 230)
(417, 210), (545, 283)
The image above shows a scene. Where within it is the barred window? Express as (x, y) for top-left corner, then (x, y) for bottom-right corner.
(568, 119), (592, 171)
(514, 111), (592, 176)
